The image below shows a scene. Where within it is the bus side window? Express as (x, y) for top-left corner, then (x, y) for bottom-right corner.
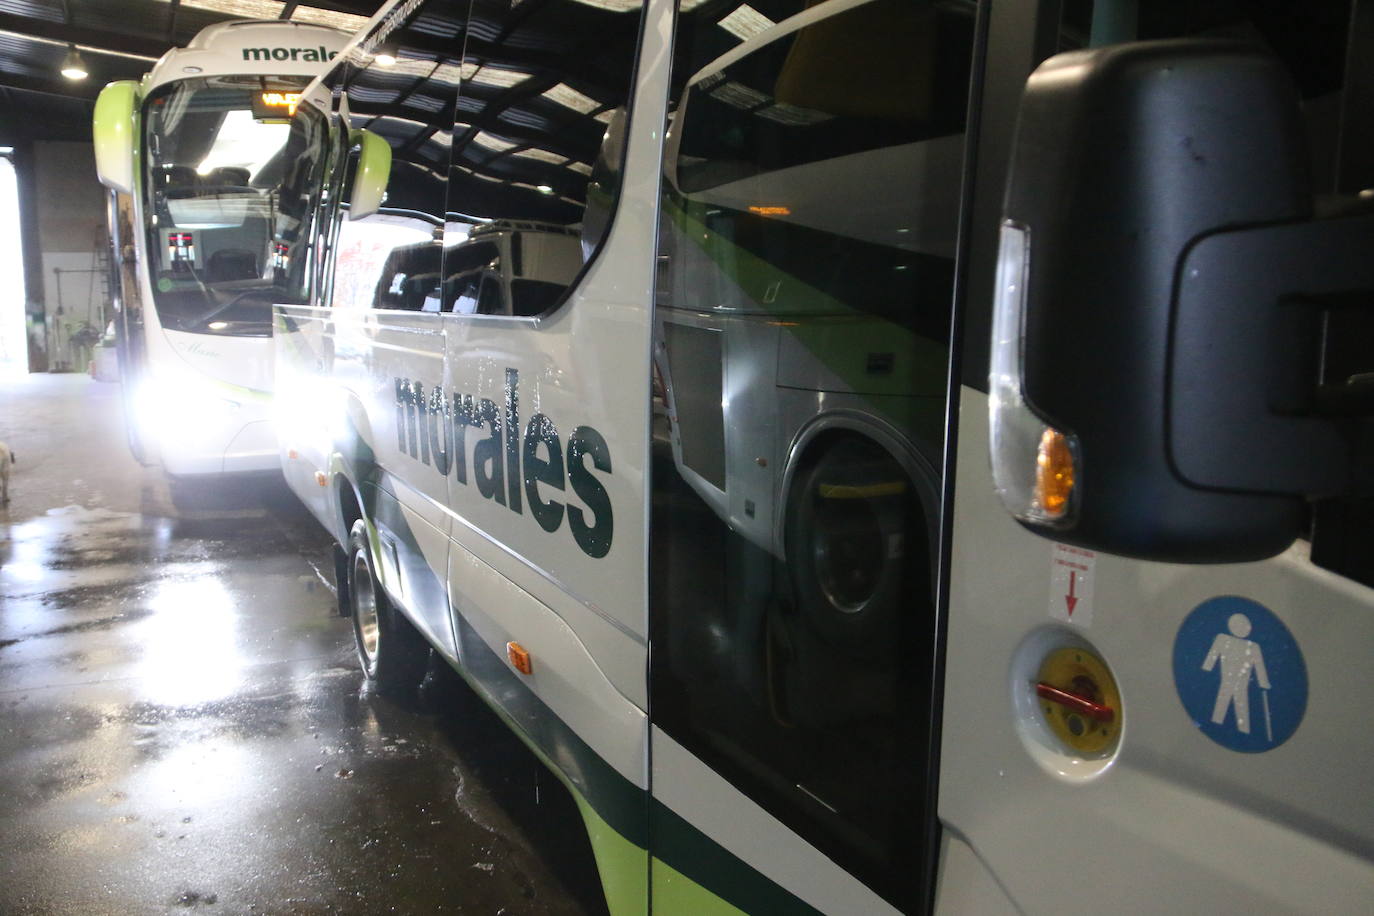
(476, 272), (505, 316)
(337, 0), (465, 312)
(374, 241), (443, 311)
(440, 240), (500, 314)
(273, 100), (332, 304)
(315, 88), (354, 309)
(650, 0), (975, 908)
(451, 277), (480, 315)
(438, 0), (644, 320)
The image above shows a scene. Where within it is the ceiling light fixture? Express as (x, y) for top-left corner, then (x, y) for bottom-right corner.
(60, 44), (88, 80)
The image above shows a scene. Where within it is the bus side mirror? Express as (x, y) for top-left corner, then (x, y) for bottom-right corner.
(990, 39), (1374, 563)
(348, 128), (391, 220)
(93, 81), (141, 195)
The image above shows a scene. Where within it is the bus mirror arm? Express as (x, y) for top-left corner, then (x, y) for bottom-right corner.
(995, 38), (1374, 563)
(1170, 211), (1374, 500)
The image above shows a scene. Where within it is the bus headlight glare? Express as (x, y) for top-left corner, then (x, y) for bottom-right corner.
(134, 373), (241, 446)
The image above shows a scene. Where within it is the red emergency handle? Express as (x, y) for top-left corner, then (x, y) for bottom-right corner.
(1036, 682), (1115, 723)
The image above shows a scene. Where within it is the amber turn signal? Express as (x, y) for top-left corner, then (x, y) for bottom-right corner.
(507, 641), (532, 676)
(1034, 427), (1076, 519)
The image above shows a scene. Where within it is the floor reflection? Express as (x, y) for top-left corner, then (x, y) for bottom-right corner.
(137, 576), (244, 706)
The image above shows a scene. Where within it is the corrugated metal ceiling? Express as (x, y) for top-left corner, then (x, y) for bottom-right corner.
(0, 0), (382, 140)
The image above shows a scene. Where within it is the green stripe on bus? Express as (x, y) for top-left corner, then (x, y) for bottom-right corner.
(652, 857), (746, 915)
(650, 799), (825, 916)
(572, 792), (649, 916)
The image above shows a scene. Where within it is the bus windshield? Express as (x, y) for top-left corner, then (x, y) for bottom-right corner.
(142, 75), (309, 336)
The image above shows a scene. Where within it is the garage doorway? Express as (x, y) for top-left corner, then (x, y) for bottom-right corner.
(0, 150), (28, 374)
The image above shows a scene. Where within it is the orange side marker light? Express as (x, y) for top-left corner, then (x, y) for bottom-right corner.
(1034, 427), (1076, 519)
(507, 641), (533, 676)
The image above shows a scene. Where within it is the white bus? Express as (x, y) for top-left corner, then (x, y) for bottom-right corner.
(274, 0), (1374, 912)
(92, 20), (349, 480)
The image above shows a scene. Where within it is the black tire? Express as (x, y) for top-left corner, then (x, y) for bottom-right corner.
(784, 437), (927, 649)
(346, 519), (430, 695)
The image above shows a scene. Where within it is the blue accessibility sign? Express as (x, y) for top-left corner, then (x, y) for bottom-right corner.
(1172, 596), (1307, 753)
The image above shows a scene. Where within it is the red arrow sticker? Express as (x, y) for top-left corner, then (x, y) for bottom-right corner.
(1049, 542), (1095, 626)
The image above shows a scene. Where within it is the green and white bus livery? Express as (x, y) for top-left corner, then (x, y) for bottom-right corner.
(274, 0), (1374, 913)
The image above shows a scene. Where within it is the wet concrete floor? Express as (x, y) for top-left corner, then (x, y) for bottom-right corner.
(0, 371), (608, 915)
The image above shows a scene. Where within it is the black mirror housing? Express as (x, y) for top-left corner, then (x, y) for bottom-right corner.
(1000, 39), (1319, 562)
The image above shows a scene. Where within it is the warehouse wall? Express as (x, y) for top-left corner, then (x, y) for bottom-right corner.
(29, 141), (108, 372)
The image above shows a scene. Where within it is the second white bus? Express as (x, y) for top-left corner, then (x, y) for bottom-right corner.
(93, 19), (348, 479)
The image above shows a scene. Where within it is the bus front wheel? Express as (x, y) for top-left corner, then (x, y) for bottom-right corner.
(346, 519), (429, 695)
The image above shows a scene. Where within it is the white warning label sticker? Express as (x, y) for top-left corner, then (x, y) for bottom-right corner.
(1049, 542), (1095, 626)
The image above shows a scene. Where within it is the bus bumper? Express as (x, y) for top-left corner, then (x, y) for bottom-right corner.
(158, 418), (278, 476)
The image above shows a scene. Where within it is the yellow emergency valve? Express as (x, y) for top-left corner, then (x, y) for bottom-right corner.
(507, 641), (533, 676)
(1035, 646), (1121, 755)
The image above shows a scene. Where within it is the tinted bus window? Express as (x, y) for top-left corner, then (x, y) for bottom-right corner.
(341, 0), (467, 310)
(676, 4), (969, 193)
(439, 0), (645, 317)
(274, 98), (334, 304)
(650, 0), (975, 907)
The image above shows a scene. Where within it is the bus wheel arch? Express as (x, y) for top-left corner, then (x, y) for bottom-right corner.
(335, 471), (364, 543)
(779, 421), (938, 648)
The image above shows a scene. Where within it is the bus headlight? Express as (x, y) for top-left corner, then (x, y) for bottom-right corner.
(134, 371), (242, 446)
(989, 221), (1079, 527)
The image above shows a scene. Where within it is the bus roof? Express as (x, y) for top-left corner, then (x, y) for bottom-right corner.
(144, 20), (351, 92)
